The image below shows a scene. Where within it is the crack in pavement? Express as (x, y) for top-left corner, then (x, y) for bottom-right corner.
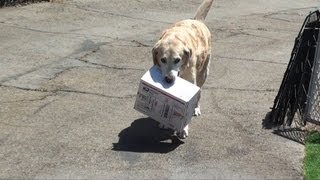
(60, 89), (136, 99)
(0, 21), (115, 40)
(46, 66), (78, 81)
(203, 86), (277, 93)
(0, 21), (148, 46)
(214, 55), (288, 65)
(0, 61), (58, 84)
(213, 27), (297, 33)
(0, 15), (292, 48)
(0, 41), (140, 102)
(0, 62), (82, 85)
(76, 49), (145, 72)
(242, 6), (317, 18)
(236, 30), (282, 41)
(261, 7), (317, 23)
(0, 93), (56, 103)
(130, 40), (152, 47)
(0, 84), (136, 100)
(0, 43), (92, 84)
(1, 21), (155, 48)
(215, 29), (283, 41)
(77, 58), (145, 71)
(263, 16), (292, 23)
(0, 92), (62, 127)
(32, 98), (59, 115)
(71, 3), (172, 24)
(72, 39), (146, 71)
(0, 39), (144, 85)
(104, 39), (153, 48)
(0, 121), (36, 128)
(0, 84), (51, 93)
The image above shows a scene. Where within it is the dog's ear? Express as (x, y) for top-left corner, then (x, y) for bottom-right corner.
(183, 48), (192, 60)
(152, 44), (160, 66)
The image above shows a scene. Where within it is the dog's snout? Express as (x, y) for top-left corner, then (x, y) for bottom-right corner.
(165, 76), (174, 83)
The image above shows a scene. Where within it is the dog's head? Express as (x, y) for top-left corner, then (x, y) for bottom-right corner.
(152, 40), (192, 83)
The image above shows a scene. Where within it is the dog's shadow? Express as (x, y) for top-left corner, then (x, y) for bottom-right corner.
(112, 117), (184, 153)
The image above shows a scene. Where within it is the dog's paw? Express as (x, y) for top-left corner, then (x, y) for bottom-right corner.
(193, 107), (201, 116)
(177, 125), (189, 139)
(177, 130), (188, 139)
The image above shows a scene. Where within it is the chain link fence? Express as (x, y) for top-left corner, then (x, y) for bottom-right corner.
(268, 10), (320, 129)
(305, 28), (320, 124)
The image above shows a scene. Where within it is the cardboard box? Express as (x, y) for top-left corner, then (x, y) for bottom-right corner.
(134, 66), (200, 131)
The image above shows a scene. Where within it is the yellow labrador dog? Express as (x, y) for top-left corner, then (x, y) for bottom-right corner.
(152, 0), (214, 138)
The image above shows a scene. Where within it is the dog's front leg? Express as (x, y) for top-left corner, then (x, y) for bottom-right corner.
(181, 68), (201, 116)
(177, 67), (198, 138)
(177, 124), (189, 139)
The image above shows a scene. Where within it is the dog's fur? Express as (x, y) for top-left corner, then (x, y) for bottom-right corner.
(152, 0), (214, 139)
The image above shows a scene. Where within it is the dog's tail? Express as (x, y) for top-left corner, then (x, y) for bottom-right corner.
(193, 0), (214, 21)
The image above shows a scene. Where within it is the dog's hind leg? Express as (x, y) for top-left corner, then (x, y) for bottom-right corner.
(196, 54), (211, 87)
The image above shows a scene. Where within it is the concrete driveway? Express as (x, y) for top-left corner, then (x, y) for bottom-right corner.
(0, 0), (319, 178)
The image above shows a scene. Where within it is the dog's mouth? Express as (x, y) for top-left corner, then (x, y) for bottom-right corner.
(165, 76), (174, 83)
(164, 71), (180, 84)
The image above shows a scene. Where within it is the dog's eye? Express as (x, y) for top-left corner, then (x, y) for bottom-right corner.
(174, 58), (181, 64)
(160, 58), (167, 64)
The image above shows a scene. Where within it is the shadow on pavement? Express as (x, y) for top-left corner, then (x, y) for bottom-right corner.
(262, 111), (307, 145)
(272, 128), (307, 145)
(262, 111), (276, 129)
(112, 117), (184, 153)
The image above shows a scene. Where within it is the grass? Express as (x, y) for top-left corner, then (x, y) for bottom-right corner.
(304, 131), (320, 180)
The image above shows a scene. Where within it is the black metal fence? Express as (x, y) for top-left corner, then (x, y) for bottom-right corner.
(0, 0), (49, 7)
(269, 10), (320, 128)
(305, 24), (320, 125)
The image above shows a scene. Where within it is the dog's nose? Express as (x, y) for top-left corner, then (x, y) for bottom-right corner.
(165, 76), (174, 83)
